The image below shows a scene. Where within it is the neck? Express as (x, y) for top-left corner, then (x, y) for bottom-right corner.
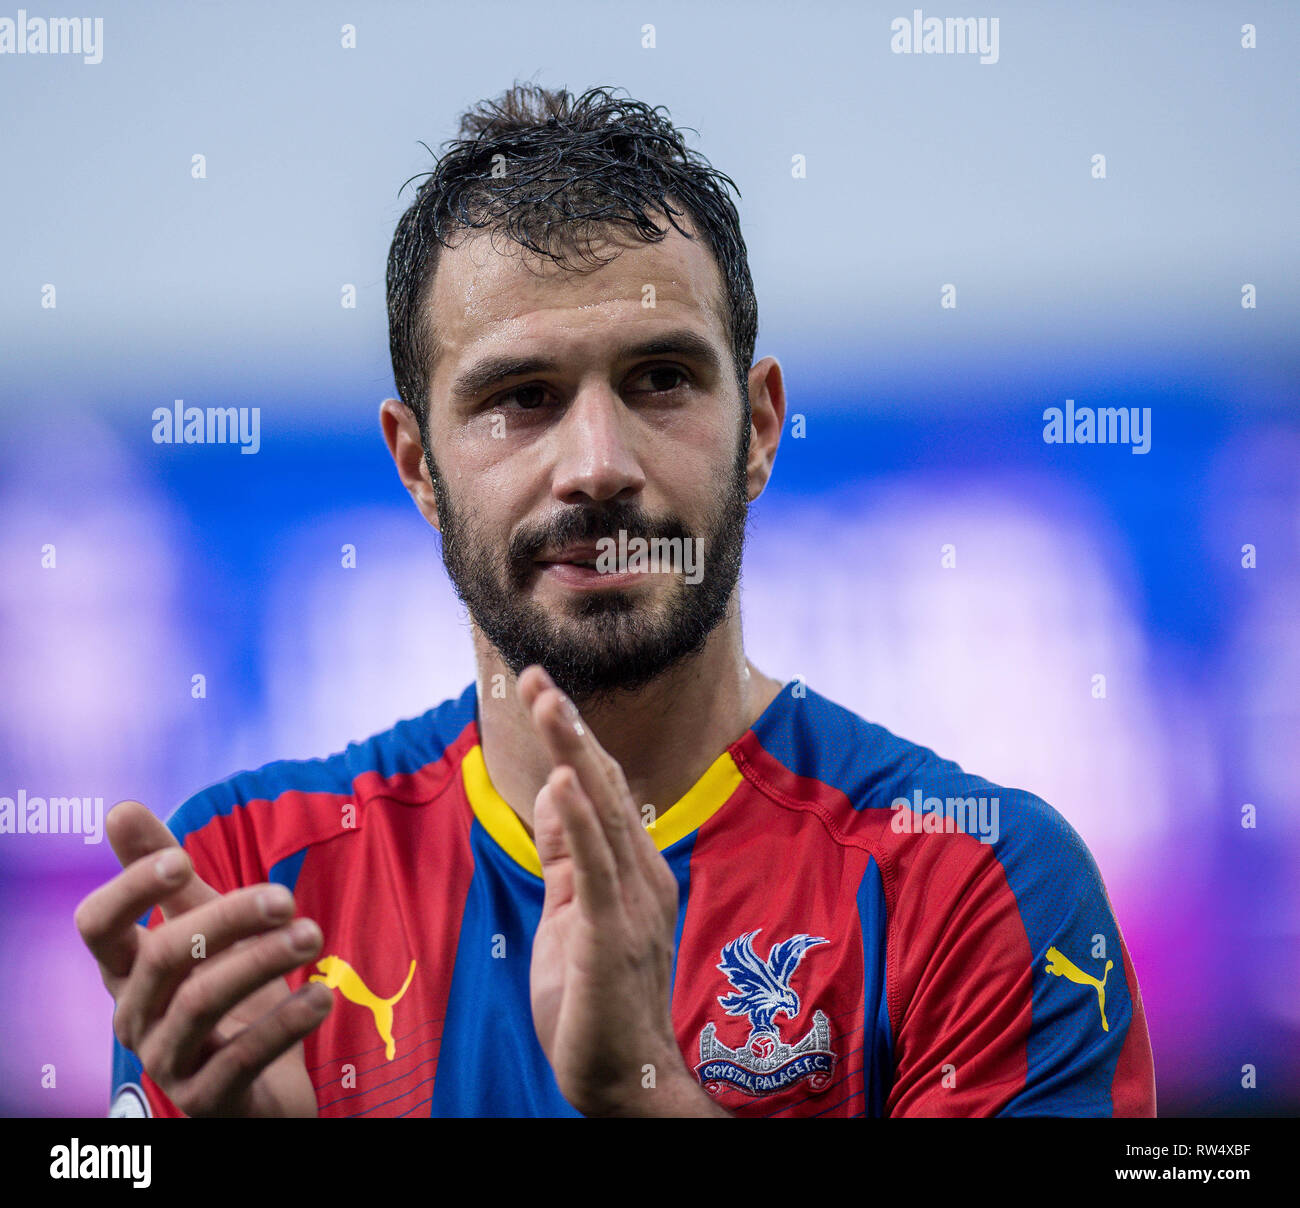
(472, 609), (784, 836)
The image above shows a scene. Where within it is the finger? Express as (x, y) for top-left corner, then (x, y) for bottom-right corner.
(543, 766), (619, 916)
(113, 884), (298, 1050)
(523, 679), (638, 872)
(532, 781), (569, 868)
(519, 668), (618, 795)
(530, 670), (637, 813)
(171, 982), (333, 1117)
(106, 799), (219, 920)
(76, 845), (197, 984)
(515, 664), (555, 713)
(145, 917), (325, 1081)
(519, 666), (662, 886)
(623, 797), (673, 893)
(533, 784), (574, 913)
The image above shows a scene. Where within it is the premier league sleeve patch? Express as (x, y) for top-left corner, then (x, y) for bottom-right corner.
(108, 1083), (152, 1118)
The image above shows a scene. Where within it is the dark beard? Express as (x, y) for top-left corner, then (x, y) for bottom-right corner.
(430, 424), (750, 706)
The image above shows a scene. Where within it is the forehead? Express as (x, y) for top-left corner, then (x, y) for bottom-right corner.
(423, 216), (730, 382)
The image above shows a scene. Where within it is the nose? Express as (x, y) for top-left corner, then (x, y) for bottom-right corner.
(549, 382), (646, 505)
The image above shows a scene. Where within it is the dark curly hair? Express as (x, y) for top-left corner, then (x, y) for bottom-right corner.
(385, 82), (758, 437)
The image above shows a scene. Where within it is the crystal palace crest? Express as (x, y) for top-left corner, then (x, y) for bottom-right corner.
(695, 929), (837, 1097)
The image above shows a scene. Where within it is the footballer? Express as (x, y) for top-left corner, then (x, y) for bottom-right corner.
(78, 83), (1156, 1118)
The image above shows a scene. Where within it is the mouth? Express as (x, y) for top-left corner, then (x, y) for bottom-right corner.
(532, 541), (647, 590)
(534, 543), (603, 569)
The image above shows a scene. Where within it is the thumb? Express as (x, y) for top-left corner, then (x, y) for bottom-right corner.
(107, 799), (219, 919)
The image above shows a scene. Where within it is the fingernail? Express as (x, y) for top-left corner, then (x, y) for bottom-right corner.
(257, 887), (293, 921)
(155, 850), (186, 883)
(306, 982), (332, 1009)
(286, 918), (319, 951)
(559, 693), (579, 720)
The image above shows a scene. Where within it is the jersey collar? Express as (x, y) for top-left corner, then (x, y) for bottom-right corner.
(461, 740), (745, 879)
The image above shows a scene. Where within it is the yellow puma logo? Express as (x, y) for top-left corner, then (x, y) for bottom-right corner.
(1044, 947), (1113, 1031)
(309, 956), (417, 1060)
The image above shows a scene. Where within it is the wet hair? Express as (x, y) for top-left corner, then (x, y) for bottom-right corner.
(385, 82), (758, 435)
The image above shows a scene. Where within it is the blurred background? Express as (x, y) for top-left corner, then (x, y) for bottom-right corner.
(1, 0), (1296, 1116)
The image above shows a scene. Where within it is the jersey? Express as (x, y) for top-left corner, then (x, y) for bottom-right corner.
(109, 680), (1156, 1118)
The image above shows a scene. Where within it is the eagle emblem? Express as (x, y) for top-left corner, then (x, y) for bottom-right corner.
(695, 929), (837, 1097)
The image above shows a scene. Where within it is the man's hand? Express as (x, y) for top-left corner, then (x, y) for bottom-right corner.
(75, 800), (332, 1117)
(518, 666), (730, 1118)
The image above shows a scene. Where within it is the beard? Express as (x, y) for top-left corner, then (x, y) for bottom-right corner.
(429, 422), (751, 706)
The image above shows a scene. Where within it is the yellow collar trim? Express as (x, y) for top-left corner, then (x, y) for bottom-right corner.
(461, 742), (744, 880)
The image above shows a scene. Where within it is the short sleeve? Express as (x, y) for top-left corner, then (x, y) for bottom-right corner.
(884, 789), (1156, 1117)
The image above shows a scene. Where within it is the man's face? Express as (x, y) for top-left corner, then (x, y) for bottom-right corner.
(419, 220), (751, 705)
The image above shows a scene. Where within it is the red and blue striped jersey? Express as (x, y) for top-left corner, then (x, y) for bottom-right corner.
(110, 680), (1156, 1117)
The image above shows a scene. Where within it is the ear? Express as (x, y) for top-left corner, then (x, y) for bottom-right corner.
(380, 398), (441, 532)
(744, 356), (786, 502)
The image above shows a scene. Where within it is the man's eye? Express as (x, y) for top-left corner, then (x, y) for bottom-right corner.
(631, 366), (689, 394)
(498, 385), (551, 410)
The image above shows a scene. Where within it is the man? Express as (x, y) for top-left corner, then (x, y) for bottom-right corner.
(81, 83), (1155, 1118)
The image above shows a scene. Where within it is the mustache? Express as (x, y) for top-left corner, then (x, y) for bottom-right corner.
(507, 502), (693, 581)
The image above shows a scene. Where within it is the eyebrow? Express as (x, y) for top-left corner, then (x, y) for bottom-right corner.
(447, 328), (725, 404)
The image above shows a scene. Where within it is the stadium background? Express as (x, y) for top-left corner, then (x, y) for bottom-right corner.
(1, 0), (1296, 1116)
